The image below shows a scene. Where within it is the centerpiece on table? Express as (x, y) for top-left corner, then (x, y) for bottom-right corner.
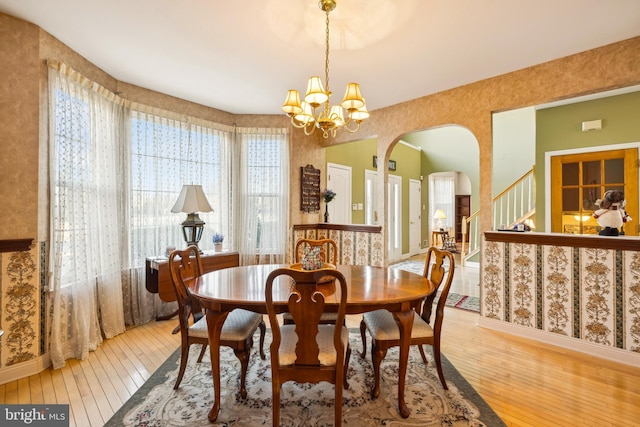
(321, 188), (336, 223)
(212, 232), (224, 252)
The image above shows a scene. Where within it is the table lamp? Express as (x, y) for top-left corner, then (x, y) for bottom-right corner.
(171, 184), (213, 250)
(434, 209), (446, 229)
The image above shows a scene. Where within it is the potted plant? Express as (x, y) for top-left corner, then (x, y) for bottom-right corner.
(321, 189), (336, 223)
(212, 232), (224, 252)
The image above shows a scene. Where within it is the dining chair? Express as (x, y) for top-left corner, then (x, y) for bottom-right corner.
(168, 245), (266, 396)
(294, 238), (338, 265)
(265, 267), (351, 427)
(359, 246), (455, 397)
(284, 238), (340, 325)
(439, 228), (458, 252)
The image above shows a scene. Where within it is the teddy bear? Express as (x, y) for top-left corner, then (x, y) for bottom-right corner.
(592, 189), (632, 236)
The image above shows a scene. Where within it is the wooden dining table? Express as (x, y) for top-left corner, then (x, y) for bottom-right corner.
(190, 263), (435, 422)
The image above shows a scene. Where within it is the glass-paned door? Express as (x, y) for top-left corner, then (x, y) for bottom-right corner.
(551, 148), (638, 235)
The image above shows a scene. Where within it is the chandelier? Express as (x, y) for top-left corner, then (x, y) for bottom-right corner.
(281, 0), (369, 138)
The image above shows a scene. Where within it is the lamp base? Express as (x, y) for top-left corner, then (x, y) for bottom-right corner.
(181, 213), (205, 250)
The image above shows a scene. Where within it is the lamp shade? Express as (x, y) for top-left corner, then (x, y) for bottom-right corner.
(294, 101), (316, 124)
(434, 209), (447, 219)
(329, 105), (345, 127)
(171, 185), (213, 214)
(350, 103), (370, 121)
(304, 76), (328, 107)
(341, 82), (365, 111)
(281, 89), (302, 115)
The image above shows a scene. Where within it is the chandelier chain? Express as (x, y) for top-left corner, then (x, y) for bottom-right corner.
(324, 9), (331, 114)
(280, 0), (368, 138)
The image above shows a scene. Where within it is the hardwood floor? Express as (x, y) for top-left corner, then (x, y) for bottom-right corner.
(2, 265), (639, 426)
(0, 320), (181, 427)
(400, 250), (481, 298)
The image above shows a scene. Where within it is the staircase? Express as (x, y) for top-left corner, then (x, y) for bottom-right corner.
(460, 167), (536, 264)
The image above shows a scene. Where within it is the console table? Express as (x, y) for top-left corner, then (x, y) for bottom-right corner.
(145, 251), (240, 303)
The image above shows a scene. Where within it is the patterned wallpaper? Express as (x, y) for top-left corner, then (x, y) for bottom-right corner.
(481, 240), (640, 354)
(291, 228), (384, 267)
(0, 244), (40, 370)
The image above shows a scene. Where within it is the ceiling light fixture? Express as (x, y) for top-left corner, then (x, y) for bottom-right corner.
(281, 0), (369, 138)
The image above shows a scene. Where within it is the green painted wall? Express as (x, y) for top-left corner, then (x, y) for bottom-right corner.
(390, 142), (422, 254)
(325, 138), (377, 225)
(535, 91), (640, 231)
(403, 126), (480, 246)
(492, 107), (536, 197)
(325, 139), (421, 254)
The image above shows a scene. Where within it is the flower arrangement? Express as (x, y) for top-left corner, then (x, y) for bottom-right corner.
(321, 188), (336, 203)
(212, 232), (225, 243)
(320, 189), (336, 223)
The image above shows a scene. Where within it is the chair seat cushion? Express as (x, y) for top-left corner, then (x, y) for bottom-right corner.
(189, 309), (262, 341)
(363, 309), (434, 341)
(278, 324), (349, 366)
(301, 246), (323, 270)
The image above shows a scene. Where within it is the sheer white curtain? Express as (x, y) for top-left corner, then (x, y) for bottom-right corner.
(48, 64), (126, 368)
(429, 174), (455, 230)
(48, 63), (288, 368)
(235, 128), (290, 265)
(124, 111), (234, 324)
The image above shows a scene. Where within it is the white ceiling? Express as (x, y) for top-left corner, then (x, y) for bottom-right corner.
(1, 0), (639, 115)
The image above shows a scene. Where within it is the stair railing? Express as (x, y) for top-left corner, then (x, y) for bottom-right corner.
(460, 167), (535, 264)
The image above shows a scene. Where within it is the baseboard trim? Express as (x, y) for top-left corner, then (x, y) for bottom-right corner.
(0, 354), (51, 385)
(478, 317), (640, 367)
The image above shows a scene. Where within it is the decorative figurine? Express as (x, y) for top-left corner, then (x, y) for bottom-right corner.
(593, 190), (632, 236)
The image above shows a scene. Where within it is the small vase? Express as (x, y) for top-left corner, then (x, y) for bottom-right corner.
(324, 204), (329, 223)
(214, 243), (223, 252)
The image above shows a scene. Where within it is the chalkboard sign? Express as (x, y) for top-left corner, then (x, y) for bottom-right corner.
(301, 164), (320, 213)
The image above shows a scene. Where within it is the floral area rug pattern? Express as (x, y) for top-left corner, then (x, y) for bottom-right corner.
(390, 260), (480, 313)
(106, 331), (504, 427)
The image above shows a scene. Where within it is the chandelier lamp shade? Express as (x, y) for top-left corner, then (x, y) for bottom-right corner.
(171, 184), (213, 249)
(281, 0), (369, 138)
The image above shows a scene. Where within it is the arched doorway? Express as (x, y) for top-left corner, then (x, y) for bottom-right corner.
(390, 125), (479, 258)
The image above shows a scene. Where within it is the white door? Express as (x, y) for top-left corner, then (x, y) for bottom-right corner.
(409, 179), (421, 255)
(327, 162), (352, 224)
(364, 169), (378, 225)
(388, 174), (402, 262)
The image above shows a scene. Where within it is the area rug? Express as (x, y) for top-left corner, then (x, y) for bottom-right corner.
(105, 331), (504, 426)
(390, 261), (480, 313)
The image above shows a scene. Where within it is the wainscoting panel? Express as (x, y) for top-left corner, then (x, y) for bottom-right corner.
(542, 245), (573, 336)
(579, 247), (616, 346)
(481, 234), (640, 362)
(481, 240), (505, 321)
(623, 251), (640, 352)
(509, 242), (536, 328)
(292, 224), (383, 266)
(0, 242), (40, 381)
